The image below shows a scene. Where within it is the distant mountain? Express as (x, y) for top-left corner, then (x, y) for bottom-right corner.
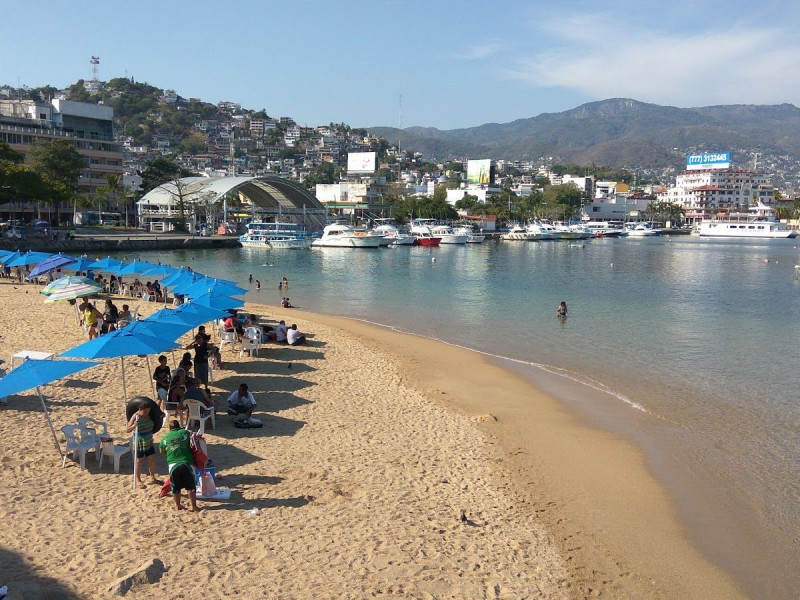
(366, 99), (800, 170)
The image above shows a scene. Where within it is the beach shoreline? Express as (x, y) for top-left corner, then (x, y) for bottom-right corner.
(295, 309), (745, 599)
(0, 283), (741, 598)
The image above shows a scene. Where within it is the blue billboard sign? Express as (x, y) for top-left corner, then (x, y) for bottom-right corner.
(686, 152), (731, 170)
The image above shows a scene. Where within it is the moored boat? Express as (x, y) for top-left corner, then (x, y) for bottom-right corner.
(430, 224), (469, 244)
(239, 222), (312, 249)
(697, 203), (798, 238)
(311, 223), (384, 248)
(453, 225), (486, 243)
(409, 221), (442, 247)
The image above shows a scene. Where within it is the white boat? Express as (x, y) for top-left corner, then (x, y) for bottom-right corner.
(697, 203), (798, 239)
(311, 223), (384, 248)
(371, 220), (415, 246)
(585, 221), (627, 238)
(239, 222), (312, 249)
(551, 221), (593, 240)
(502, 224), (537, 241)
(626, 222), (661, 237)
(532, 221), (563, 239)
(453, 225), (486, 243)
(430, 224), (469, 244)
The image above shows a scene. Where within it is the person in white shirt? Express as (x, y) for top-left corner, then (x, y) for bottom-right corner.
(275, 320), (287, 343)
(287, 324), (306, 346)
(226, 383), (256, 422)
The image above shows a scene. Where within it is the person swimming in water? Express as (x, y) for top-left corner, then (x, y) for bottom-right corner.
(556, 301), (568, 317)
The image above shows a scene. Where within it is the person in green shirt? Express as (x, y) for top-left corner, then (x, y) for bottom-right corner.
(158, 420), (201, 512)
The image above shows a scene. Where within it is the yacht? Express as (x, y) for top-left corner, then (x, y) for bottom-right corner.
(311, 223), (384, 248)
(697, 203), (798, 239)
(409, 221), (442, 247)
(453, 224), (486, 243)
(585, 221), (626, 238)
(626, 222), (661, 237)
(502, 224), (537, 241)
(371, 220), (415, 246)
(430, 224), (469, 244)
(239, 222), (312, 249)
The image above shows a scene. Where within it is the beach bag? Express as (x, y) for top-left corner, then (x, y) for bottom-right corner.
(200, 471), (216, 496)
(159, 477), (172, 498)
(190, 432), (208, 470)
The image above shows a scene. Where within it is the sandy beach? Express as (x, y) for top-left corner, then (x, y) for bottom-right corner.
(0, 281), (743, 599)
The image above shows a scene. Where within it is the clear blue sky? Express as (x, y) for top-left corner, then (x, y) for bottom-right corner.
(2, 0), (798, 130)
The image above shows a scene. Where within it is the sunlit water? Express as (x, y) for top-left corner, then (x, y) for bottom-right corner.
(117, 236), (800, 597)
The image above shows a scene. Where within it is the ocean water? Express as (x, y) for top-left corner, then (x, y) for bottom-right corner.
(120, 236), (800, 597)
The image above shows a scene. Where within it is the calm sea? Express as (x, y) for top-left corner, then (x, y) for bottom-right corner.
(119, 235), (800, 597)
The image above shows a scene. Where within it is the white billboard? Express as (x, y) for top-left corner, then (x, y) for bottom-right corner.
(347, 151), (376, 173)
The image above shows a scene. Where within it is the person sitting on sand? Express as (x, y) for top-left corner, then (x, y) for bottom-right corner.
(126, 402), (161, 489)
(226, 383), (256, 424)
(281, 297), (294, 308)
(275, 320), (288, 343)
(556, 301), (568, 317)
(287, 324), (306, 346)
(159, 420), (201, 512)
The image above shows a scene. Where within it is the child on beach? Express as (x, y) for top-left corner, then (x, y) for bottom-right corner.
(126, 403), (161, 489)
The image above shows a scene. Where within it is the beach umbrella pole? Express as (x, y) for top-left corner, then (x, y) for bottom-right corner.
(121, 356), (127, 401)
(132, 418), (139, 490)
(145, 355), (157, 400)
(36, 386), (64, 461)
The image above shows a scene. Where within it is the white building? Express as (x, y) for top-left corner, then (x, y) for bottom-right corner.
(658, 169), (773, 220)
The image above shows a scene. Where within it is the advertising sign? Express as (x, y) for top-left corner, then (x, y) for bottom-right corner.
(686, 152), (730, 170)
(466, 159), (492, 185)
(347, 151), (376, 173)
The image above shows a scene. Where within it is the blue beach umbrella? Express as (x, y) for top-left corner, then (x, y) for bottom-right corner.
(168, 273), (212, 295)
(0, 249), (15, 259)
(188, 291), (244, 311)
(0, 250), (23, 265)
(173, 303), (229, 327)
(0, 358), (100, 459)
(28, 254), (77, 279)
(183, 277), (247, 298)
(61, 322), (180, 400)
(88, 256), (124, 273)
(63, 257), (96, 273)
(141, 264), (179, 278)
(115, 260), (162, 276)
(160, 268), (199, 288)
(6, 251), (53, 268)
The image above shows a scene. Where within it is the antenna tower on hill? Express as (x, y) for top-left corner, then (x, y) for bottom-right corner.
(90, 56), (100, 81)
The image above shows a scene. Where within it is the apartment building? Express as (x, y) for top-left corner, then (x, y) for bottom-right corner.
(0, 98), (123, 198)
(658, 169), (774, 219)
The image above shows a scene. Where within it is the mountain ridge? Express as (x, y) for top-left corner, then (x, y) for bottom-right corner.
(365, 99), (800, 171)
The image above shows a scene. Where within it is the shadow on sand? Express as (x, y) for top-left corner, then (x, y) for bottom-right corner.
(0, 547), (79, 599)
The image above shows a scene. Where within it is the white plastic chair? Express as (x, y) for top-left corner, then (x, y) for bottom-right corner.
(98, 436), (132, 473)
(239, 336), (260, 358)
(218, 330), (237, 352)
(185, 399), (214, 435)
(76, 417), (109, 454)
(60, 424), (96, 469)
(163, 392), (185, 427)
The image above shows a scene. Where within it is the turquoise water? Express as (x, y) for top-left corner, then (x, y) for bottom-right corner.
(119, 236), (800, 597)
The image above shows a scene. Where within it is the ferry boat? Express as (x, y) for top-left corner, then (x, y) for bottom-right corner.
(311, 223), (384, 248)
(697, 203), (798, 239)
(239, 222), (312, 249)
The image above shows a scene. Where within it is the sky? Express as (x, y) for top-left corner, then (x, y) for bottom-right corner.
(2, 0), (799, 131)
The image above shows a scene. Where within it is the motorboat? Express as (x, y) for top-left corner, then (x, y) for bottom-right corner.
(311, 223), (384, 248)
(551, 221), (593, 240)
(409, 221), (442, 247)
(585, 221), (627, 238)
(430, 224), (469, 244)
(371, 220), (415, 246)
(239, 222), (312, 249)
(501, 224), (537, 241)
(626, 222), (661, 236)
(453, 225), (486, 243)
(697, 203), (798, 238)
(530, 221), (562, 239)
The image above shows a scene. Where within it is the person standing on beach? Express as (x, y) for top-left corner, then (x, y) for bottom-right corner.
(79, 298), (102, 340)
(126, 403), (161, 489)
(159, 420), (201, 512)
(186, 334), (211, 393)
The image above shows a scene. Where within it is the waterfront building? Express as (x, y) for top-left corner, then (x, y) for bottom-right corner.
(0, 98), (123, 221)
(657, 168), (774, 221)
